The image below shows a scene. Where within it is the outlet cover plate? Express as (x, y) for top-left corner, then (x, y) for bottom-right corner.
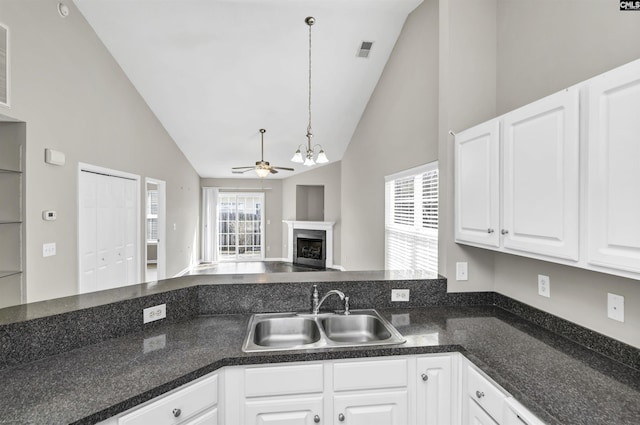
(538, 275), (550, 298)
(143, 304), (166, 324)
(607, 293), (624, 322)
(391, 289), (410, 302)
(456, 262), (468, 281)
(43, 242), (56, 257)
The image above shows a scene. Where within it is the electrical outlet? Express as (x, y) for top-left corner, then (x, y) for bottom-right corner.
(391, 289), (410, 302)
(607, 293), (624, 322)
(456, 262), (468, 281)
(42, 242), (56, 257)
(538, 275), (550, 298)
(143, 304), (166, 324)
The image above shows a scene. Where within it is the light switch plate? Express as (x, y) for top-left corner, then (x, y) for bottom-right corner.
(607, 293), (624, 322)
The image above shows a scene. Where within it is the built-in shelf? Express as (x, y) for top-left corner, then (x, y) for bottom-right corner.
(0, 168), (22, 174)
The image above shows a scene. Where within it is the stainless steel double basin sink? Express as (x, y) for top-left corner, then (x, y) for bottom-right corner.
(242, 309), (406, 352)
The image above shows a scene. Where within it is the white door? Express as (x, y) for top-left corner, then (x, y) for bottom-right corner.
(243, 396), (323, 425)
(454, 119), (500, 248)
(79, 167), (139, 294)
(586, 59), (640, 273)
(416, 355), (454, 425)
(332, 390), (408, 425)
(217, 192), (265, 261)
(501, 87), (580, 261)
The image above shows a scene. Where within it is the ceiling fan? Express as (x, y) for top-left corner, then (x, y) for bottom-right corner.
(232, 129), (294, 178)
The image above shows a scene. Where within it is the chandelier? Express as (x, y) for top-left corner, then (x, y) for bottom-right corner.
(291, 16), (329, 167)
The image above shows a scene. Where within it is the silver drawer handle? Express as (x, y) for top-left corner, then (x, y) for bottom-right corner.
(487, 228), (494, 234)
(338, 413), (345, 421)
(501, 229), (509, 235)
(172, 408), (181, 417)
(421, 373), (429, 381)
(314, 414), (321, 423)
(476, 390), (485, 399)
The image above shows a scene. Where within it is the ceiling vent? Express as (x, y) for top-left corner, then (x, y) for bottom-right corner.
(357, 41), (374, 58)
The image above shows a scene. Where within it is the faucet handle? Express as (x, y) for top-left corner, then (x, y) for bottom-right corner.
(312, 285), (319, 313)
(343, 296), (350, 315)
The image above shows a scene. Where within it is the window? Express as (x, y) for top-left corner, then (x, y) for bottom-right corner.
(217, 192), (265, 261)
(385, 162), (439, 273)
(146, 189), (158, 243)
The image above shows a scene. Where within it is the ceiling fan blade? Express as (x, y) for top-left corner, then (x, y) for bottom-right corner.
(270, 168), (278, 174)
(271, 166), (295, 171)
(232, 169), (254, 174)
(231, 166), (255, 170)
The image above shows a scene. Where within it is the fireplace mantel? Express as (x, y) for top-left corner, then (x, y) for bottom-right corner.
(283, 220), (335, 268)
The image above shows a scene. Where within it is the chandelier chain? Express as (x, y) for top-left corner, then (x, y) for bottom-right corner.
(307, 19), (313, 141)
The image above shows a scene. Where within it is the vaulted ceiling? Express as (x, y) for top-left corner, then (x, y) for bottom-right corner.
(73, 0), (423, 178)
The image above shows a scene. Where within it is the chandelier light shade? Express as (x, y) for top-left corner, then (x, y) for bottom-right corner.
(292, 16), (329, 167)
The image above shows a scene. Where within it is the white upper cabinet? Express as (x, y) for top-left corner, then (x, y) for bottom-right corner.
(586, 59), (640, 275)
(455, 58), (640, 279)
(455, 119), (501, 248)
(502, 87), (580, 260)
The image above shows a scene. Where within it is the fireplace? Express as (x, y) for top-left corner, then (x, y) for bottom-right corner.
(293, 229), (326, 268)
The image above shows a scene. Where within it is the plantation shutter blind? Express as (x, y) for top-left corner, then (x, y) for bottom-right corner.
(385, 162), (439, 273)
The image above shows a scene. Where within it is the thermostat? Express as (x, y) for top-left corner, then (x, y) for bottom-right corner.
(42, 210), (57, 221)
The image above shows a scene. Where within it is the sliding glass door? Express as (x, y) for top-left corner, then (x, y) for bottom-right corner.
(217, 192), (264, 261)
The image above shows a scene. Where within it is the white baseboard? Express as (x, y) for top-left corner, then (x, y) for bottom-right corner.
(264, 257), (288, 262)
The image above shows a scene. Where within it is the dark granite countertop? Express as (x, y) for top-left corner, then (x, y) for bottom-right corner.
(1, 305), (638, 425)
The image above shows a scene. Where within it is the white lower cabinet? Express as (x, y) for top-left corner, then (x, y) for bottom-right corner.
(99, 353), (546, 425)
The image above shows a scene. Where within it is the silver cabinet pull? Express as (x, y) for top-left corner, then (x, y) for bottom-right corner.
(501, 229), (509, 235)
(172, 408), (181, 417)
(476, 390), (485, 399)
(487, 228), (494, 234)
(338, 413), (345, 421)
(314, 414), (321, 423)
(421, 373), (429, 381)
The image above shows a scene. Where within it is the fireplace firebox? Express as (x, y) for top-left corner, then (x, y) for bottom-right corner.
(293, 229), (326, 268)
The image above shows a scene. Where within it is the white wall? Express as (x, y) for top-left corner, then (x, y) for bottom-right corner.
(200, 178), (283, 259)
(0, 0), (200, 302)
(341, 0), (440, 271)
(282, 161), (341, 267)
(492, 0), (640, 348)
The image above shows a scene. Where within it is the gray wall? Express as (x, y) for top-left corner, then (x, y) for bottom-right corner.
(282, 162), (341, 267)
(341, 0), (440, 271)
(0, 1), (201, 302)
(492, 0), (640, 348)
(201, 178), (284, 259)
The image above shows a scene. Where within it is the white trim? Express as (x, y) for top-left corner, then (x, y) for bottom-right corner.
(173, 266), (192, 278)
(283, 220), (336, 268)
(0, 23), (10, 108)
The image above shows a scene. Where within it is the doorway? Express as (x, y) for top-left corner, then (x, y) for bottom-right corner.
(217, 192), (265, 261)
(145, 178), (166, 282)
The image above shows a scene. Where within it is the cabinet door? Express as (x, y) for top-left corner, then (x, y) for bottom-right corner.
(502, 87), (580, 261)
(454, 119), (500, 248)
(244, 395), (323, 425)
(333, 390), (408, 425)
(182, 407), (218, 425)
(416, 355), (453, 425)
(466, 399), (499, 425)
(586, 59), (640, 274)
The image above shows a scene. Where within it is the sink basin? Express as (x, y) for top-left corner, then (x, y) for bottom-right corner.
(320, 314), (392, 343)
(253, 317), (321, 347)
(242, 309), (405, 352)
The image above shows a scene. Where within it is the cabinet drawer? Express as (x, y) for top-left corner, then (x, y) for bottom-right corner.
(333, 358), (408, 391)
(244, 363), (323, 397)
(466, 365), (506, 422)
(119, 374), (218, 425)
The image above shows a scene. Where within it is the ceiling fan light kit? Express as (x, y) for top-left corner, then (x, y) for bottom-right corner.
(231, 129), (294, 178)
(291, 16), (328, 167)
